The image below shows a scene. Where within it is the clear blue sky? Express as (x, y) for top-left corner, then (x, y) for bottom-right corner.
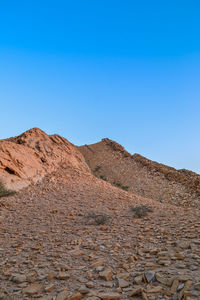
(0, 1), (200, 173)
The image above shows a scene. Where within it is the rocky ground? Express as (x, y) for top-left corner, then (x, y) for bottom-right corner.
(0, 167), (199, 300)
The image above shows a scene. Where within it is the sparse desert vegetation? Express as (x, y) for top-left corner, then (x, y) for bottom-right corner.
(130, 204), (153, 218)
(0, 182), (16, 198)
(86, 212), (109, 225)
(113, 181), (129, 191)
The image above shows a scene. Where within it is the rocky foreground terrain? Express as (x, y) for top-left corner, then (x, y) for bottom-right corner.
(0, 129), (199, 300)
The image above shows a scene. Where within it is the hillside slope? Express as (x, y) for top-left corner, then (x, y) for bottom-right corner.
(0, 129), (199, 298)
(0, 165), (200, 299)
(79, 138), (200, 208)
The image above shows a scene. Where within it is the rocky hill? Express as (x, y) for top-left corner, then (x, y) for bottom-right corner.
(79, 138), (200, 208)
(0, 128), (90, 190)
(0, 129), (200, 299)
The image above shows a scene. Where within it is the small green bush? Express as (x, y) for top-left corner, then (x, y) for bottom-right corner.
(94, 165), (101, 173)
(99, 175), (108, 181)
(0, 182), (16, 198)
(130, 205), (153, 218)
(113, 181), (129, 191)
(121, 185), (129, 191)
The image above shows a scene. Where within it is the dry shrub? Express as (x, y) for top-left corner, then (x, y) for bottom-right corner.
(0, 182), (16, 198)
(113, 181), (129, 191)
(130, 205), (153, 218)
(86, 212), (109, 225)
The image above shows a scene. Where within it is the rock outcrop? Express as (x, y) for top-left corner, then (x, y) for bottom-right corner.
(0, 128), (90, 190)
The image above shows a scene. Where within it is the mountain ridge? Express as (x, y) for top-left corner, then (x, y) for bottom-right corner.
(79, 138), (200, 208)
(0, 128), (200, 208)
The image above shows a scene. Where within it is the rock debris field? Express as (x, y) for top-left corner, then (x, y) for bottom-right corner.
(0, 168), (200, 300)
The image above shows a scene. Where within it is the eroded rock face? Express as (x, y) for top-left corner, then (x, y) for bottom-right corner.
(79, 139), (200, 208)
(0, 128), (90, 190)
